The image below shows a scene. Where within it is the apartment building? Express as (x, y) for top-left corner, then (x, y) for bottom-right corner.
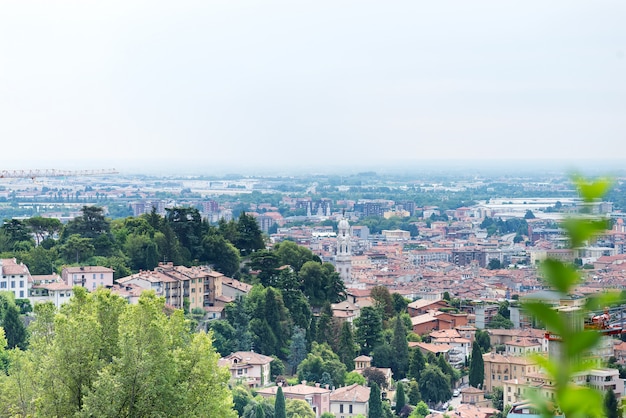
(62, 266), (114, 291)
(0, 258), (32, 299)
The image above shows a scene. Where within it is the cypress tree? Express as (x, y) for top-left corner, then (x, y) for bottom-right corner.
(395, 382), (406, 416)
(255, 403), (265, 418)
(408, 348), (425, 381)
(469, 343), (484, 388)
(2, 304), (27, 349)
(605, 388), (620, 418)
(390, 315), (409, 379)
(274, 386), (286, 418)
(368, 382), (382, 418)
(338, 321), (356, 371)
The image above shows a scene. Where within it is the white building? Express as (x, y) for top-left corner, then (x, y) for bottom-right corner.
(0, 258), (32, 299)
(330, 384), (370, 418)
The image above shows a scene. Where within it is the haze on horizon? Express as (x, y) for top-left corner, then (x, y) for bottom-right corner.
(1, 1), (624, 176)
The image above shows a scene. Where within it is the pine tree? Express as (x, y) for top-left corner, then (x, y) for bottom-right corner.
(408, 380), (421, 405)
(274, 386), (286, 418)
(408, 348), (425, 381)
(390, 315), (409, 379)
(288, 327), (308, 374)
(605, 388), (620, 418)
(368, 382), (383, 418)
(337, 321), (356, 371)
(469, 343), (484, 388)
(2, 303), (27, 349)
(395, 382), (406, 416)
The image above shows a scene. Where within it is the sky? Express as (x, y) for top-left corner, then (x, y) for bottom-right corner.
(1, 1), (625, 175)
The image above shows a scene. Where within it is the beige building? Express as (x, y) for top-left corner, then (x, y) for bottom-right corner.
(61, 266), (114, 291)
(257, 383), (331, 417)
(218, 351), (273, 388)
(483, 352), (539, 393)
(330, 384), (370, 418)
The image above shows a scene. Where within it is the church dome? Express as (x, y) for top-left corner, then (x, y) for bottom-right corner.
(338, 218), (350, 230)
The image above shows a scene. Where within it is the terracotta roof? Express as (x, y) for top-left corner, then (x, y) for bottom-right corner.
(63, 266), (114, 273)
(330, 384), (370, 403)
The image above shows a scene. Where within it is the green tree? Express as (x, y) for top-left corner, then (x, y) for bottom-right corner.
(487, 258), (502, 270)
(475, 329), (491, 353)
(203, 233), (241, 276)
(371, 285), (394, 320)
(288, 326), (308, 374)
(408, 348), (426, 381)
(60, 234), (95, 263)
(236, 212), (265, 256)
(355, 306), (384, 354)
(25, 216), (62, 245)
(256, 403), (266, 418)
(469, 343), (484, 388)
(391, 315), (409, 379)
(345, 371), (367, 385)
(524, 209), (536, 219)
(409, 401), (429, 418)
(165, 207), (206, 262)
(487, 313), (513, 329)
(286, 398), (315, 418)
(407, 380), (421, 406)
(604, 388), (620, 418)
(395, 381), (406, 416)
(0, 296), (27, 349)
(368, 382), (383, 418)
(297, 342), (346, 387)
(418, 365), (451, 404)
(275, 386), (286, 418)
(337, 321), (357, 371)
(392, 292), (409, 315)
(492, 386), (504, 411)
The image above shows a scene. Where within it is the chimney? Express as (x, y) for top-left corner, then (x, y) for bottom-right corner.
(315, 383), (320, 388)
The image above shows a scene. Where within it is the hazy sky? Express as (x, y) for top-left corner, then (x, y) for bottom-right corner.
(1, 1), (625, 175)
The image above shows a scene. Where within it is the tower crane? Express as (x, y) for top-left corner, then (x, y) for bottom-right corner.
(0, 168), (118, 180)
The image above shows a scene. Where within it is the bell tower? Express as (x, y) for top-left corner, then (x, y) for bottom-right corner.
(335, 212), (352, 283)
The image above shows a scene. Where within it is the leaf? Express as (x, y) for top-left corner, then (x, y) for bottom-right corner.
(562, 218), (609, 248)
(571, 175), (612, 203)
(522, 302), (565, 336)
(566, 330), (600, 358)
(558, 385), (604, 418)
(541, 259), (580, 294)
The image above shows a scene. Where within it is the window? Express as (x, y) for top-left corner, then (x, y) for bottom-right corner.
(11, 281), (15, 288)
(0, 282), (6, 288)
(192, 288), (196, 293)
(19, 290), (24, 298)
(19, 280), (24, 288)
(340, 405), (344, 413)
(93, 274), (96, 279)
(349, 405), (353, 413)
(100, 273), (104, 279)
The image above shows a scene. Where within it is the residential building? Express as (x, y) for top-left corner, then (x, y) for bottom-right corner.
(330, 384), (370, 418)
(61, 266), (114, 291)
(0, 258), (32, 299)
(257, 383), (331, 417)
(218, 351), (273, 388)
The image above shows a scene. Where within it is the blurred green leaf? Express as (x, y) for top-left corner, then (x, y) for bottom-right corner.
(562, 218), (608, 248)
(566, 330), (599, 358)
(584, 291), (622, 311)
(571, 175), (612, 203)
(541, 259), (580, 294)
(523, 302), (566, 335)
(558, 385), (604, 418)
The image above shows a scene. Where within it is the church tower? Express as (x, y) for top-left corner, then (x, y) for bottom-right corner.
(335, 214), (352, 283)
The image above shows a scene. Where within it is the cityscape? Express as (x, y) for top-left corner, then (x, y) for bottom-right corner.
(1, 0), (625, 417)
(0, 164), (625, 417)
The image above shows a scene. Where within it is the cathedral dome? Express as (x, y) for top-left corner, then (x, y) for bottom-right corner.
(338, 218), (350, 230)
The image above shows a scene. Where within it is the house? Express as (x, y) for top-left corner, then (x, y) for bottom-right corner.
(61, 266), (114, 291)
(332, 300), (361, 324)
(218, 351), (273, 388)
(460, 386), (490, 407)
(353, 356), (392, 389)
(29, 273), (75, 308)
(0, 258), (33, 299)
(257, 383), (331, 417)
(407, 298), (448, 316)
(221, 276), (252, 301)
(483, 352), (538, 393)
(330, 384), (370, 418)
